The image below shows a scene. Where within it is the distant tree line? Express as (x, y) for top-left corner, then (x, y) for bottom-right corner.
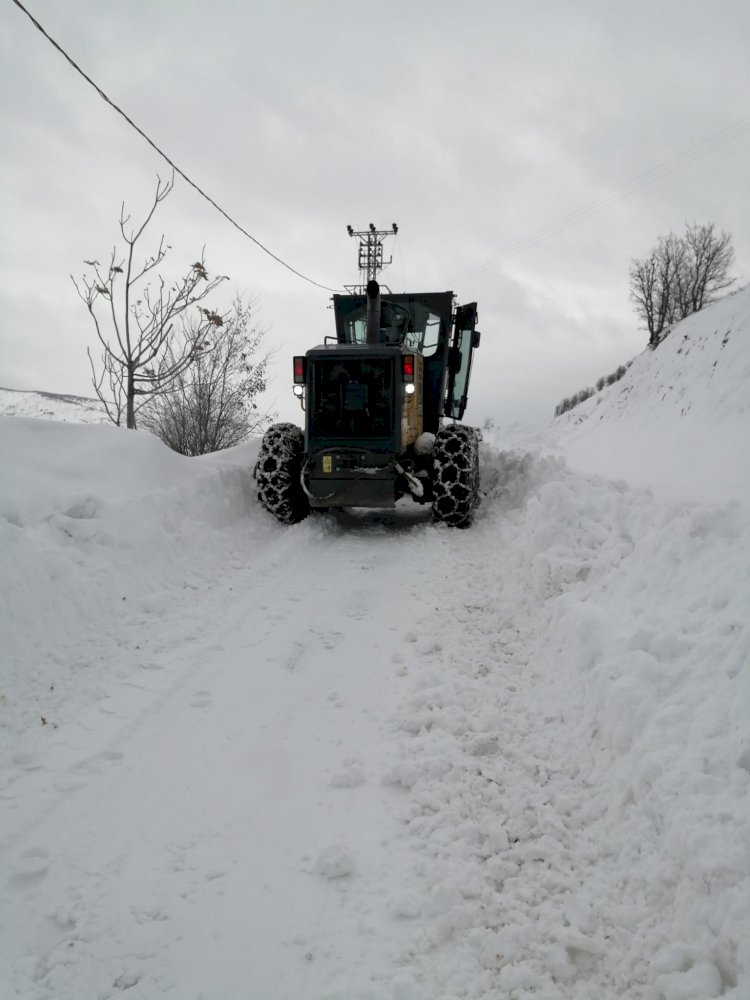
(629, 222), (735, 348)
(554, 362), (631, 418)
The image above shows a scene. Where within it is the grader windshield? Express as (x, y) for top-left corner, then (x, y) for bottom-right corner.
(340, 301), (441, 354)
(332, 291), (453, 357)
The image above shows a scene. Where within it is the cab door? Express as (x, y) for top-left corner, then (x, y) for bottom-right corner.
(444, 303), (480, 420)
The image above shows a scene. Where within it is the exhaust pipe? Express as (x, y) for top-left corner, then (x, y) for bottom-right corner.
(365, 279), (381, 345)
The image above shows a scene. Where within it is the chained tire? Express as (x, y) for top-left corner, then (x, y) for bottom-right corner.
(254, 422), (310, 525)
(431, 423), (480, 528)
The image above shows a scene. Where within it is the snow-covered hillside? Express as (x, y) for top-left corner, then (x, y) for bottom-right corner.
(1, 291), (749, 999)
(553, 285), (750, 503)
(0, 386), (107, 424)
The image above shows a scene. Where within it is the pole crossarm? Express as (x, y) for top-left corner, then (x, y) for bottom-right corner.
(346, 223), (398, 285)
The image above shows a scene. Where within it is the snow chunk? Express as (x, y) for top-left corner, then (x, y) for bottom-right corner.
(413, 432), (435, 456)
(390, 973), (429, 1000)
(655, 959), (723, 1000)
(329, 757), (366, 788)
(316, 845), (356, 879)
(424, 880), (463, 918)
(479, 926), (525, 969)
(391, 890), (422, 919)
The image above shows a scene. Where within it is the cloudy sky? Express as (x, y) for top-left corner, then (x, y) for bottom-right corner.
(2, 0), (748, 427)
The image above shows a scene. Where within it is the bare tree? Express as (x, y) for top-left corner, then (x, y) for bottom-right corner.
(629, 222), (735, 348)
(681, 222), (735, 313)
(658, 233), (688, 327)
(73, 175), (228, 428)
(629, 252), (662, 347)
(140, 298), (274, 455)
(629, 234), (684, 347)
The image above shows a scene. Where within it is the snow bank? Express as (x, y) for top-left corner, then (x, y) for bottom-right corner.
(0, 417), (262, 751)
(383, 445), (750, 998)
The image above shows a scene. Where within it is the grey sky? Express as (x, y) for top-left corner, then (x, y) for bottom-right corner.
(1, 0), (748, 427)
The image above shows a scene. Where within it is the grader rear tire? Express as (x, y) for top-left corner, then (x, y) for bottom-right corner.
(254, 422), (309, 525)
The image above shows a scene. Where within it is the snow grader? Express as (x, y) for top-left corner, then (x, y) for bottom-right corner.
(254, 226), (482, 527)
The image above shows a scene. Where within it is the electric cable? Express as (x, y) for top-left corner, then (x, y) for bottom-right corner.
(12, 0), (747, 296)
(8, 0), (343, 293)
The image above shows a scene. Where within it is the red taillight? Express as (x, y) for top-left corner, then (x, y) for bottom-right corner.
(293, 356), (306, 384)
(402, 354), (415, 382)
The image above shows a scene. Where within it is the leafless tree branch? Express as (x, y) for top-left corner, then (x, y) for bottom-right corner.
(140, 297), (274, 455)
(74, 173), (229, 428)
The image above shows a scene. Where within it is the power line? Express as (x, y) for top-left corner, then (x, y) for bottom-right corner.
(8, 0), (343, 294)
(447, 117), (750, 287)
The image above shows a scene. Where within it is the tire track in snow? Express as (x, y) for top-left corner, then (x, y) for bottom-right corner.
(0, 506), (442, 999)
(0, 525), (314, 853)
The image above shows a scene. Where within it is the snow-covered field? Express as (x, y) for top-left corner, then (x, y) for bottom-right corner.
(1, 290), (749, 999)
(0, 387), (108, 425)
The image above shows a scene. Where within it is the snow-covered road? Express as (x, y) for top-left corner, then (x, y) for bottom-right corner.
(3, 292), (750, 1000)
(1, 491), (432, 997)
(2, 410), (748, 999)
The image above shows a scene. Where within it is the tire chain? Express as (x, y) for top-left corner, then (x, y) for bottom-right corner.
(432, 424), (480, 527)
(254, 422), (310, 524)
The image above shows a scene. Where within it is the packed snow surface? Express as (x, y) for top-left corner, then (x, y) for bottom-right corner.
(1, 290), (749, 999)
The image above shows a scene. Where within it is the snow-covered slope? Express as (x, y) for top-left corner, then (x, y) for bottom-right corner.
(1, 293), (749, 998)
(554, 285), (750, 502)
(0, 386), (108, 424)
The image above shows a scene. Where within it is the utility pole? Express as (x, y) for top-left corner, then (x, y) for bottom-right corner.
(345, 223), (398, 290)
